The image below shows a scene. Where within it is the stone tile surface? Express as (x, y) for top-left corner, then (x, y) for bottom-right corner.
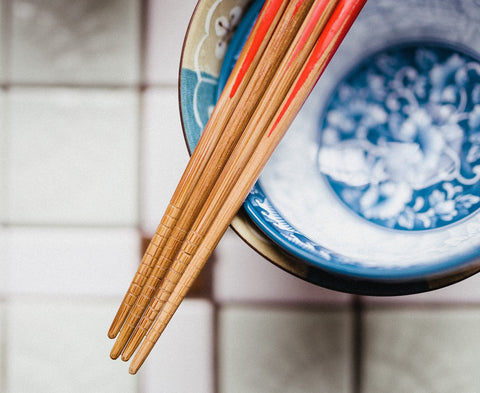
(142, 299), (215, 393)
(0, 227), (8, 295)
(6, 298), (137, 393)
(219, 306), (353, 393)
(5, 227), (139, 297)
(362, 307), (480, 393)
(9, 0), (140, 84)
(5, 87), (139, 225)
(140, 88), (189, 237)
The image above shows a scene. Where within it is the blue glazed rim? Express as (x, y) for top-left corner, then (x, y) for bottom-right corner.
(215, 0), (480, 283)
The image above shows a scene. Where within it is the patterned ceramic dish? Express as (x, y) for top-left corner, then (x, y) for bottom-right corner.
(179, 0), (480, 295)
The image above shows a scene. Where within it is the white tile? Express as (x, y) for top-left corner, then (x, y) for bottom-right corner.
(145, 0), (198, 85)
(9, 0), (140, 85)
(6, 298), (137, 393)
(219, 306), (353, 393)
(362, 272), (480, 305)
(0, 89), (5, 222)
(5, 227), (139, 297)
(0, 227), (8, 295)
(0, 0), (5, 83)
(5, 87), (139, 226)
(0, 301), (4, 391)
(0, 85), (6, 292)
(363, 308), (480, 393)
(214, 230), (352, 305)
(140, 88), (190, 237)
(142, 299), (214, 393)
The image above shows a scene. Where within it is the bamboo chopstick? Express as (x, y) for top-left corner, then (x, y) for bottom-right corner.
(128, 0), (367, 374)
(108, 0), (290, 340)
(109, 0), (315, 359)
(120, 0), (339, 362)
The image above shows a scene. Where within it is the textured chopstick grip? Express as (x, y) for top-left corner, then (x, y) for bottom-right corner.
(108, 203), (181, 339)
(121, 230), (204, 361)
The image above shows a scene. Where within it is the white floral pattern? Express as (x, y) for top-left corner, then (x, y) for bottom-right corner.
(318, 43), (480, 230)
(214, 6), (243, 59)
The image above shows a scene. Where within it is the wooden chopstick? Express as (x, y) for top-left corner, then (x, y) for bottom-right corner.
(110, 0), (315, 359)
(108, 0), (290, 341)
(120, 0), (339, 362)
(128, 0), (367, 374)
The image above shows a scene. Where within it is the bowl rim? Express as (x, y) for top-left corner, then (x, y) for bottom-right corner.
(177, 0), (480, 295)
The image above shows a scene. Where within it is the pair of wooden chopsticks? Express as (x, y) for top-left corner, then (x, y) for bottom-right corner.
(109, 0), (366, 374)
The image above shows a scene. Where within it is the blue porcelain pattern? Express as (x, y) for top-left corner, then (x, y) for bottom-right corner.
(319, 43), (480, 231)
(180, 69), (219, 152)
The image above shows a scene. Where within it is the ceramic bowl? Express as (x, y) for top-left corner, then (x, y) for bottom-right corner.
(179, 0), (480, 295)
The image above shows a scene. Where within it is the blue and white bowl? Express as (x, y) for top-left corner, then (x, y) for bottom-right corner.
(179, 0), (480, 295)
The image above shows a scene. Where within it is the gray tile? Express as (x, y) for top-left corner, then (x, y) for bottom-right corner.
(219, 306), (353, 393)
(5, 87), (139, 226)
(6, 298), (137, 393)
(362, 308), (480, 393)
(0, 0), (6, 83)
(9, 0), (140, 85)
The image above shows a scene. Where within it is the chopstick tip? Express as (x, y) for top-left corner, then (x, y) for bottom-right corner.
(121, 342), (137, 362)
(110, 343), (124, 360)
(129, 361), (141, 375)
(108, 304), (131, 339)
(108, 321), (122, 340)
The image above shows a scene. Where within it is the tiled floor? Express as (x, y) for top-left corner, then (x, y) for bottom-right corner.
(1, 1), (480, 393)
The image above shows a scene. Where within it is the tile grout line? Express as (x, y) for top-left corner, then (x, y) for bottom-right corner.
(1, 88), (6, 224)
(213, 299), (220, 393)
(0, 298), (7, 393)
(0, 82), (144, 90)
(1, 0), (10, 84)
(1, 9), (10, 378)
(0, 0), (8, 360)
(1, 0), (11, 228)
(136, 0), (149, 240)
(0, 83), (177, 90)
(138, 0), (149, 87)
(1, 222), (143, 229)
(211, 250), (221, 393)
(352, 296), (364, 393)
